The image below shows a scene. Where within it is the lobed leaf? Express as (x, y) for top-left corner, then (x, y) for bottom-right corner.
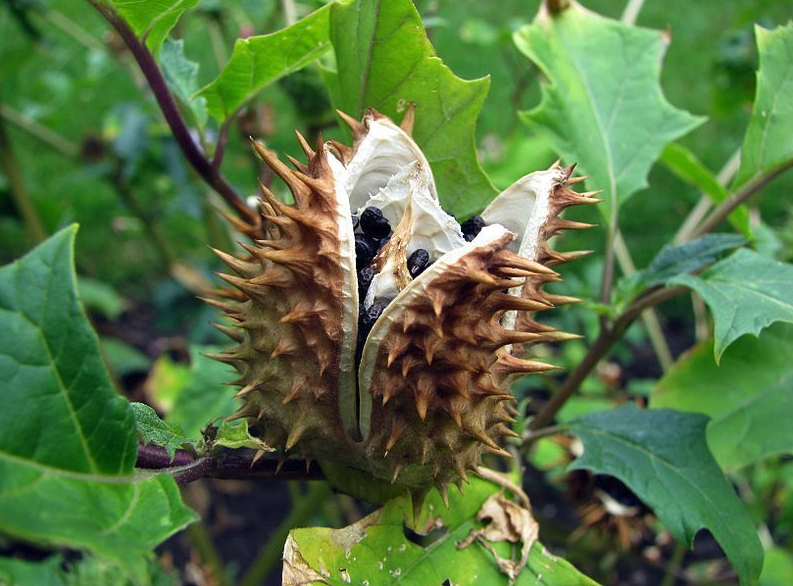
(0, 227), (196, 582)
(131, 402), (194, 459)
(108, 0), (201, 55)
(199, 4), (334, 122)
(733, 23), (793, 190)
(286, 477), (600, 586)
(569, 404), (763, 586)
(651, 323), (793, 471)
(514, 1), (703, 226)
(160, 38), (208, 131)
(669, 248), (793, 361)
(329, 0), (497, 218)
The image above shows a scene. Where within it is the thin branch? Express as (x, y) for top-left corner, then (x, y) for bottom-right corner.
(135, 442), (325, 483)
(692, 159), (793, 238)
(184, 522), (233, 586)
(614, 231), (674, 371)
(86, 0), (257, 227)
(674, 148), (741, 244)
(620, 0), (646, 25)
(0, 105), (48, 243)
(598, 219), (617, 308)
(279, 0), (298, 26)
(0, 103), (80, 157)
(522, 424), (568, 444)
(529, 286), (687, 433)
(238, 482), (332, 586)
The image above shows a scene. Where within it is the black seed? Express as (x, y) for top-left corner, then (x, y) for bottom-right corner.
(355, 234), (375, 268)
(358, 266), (374, 296)
(407, 248), (430, 278)
(363, 302), (386, 328)
(360, 207), (391, 239)
(351, 215), (360, 231)
(461, 215), (486, 241)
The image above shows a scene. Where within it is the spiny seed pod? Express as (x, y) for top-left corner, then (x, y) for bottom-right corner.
(209, 107), (600, 505)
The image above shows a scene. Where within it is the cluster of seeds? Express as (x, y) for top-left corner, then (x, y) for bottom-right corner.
(353, 205), (438, 362)
(460, 215), (486, 242)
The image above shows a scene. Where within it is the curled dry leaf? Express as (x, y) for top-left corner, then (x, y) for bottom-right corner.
(282, 534), (330, 586)
(458, 492), (539, 583)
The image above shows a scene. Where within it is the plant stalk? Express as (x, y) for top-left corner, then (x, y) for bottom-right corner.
(0, 106), (48, 243)
(86, 0), (257, 227)
(529, 286), (686, 433)
(238, 482), (332, 586)
(185, 522), (233, 586)
(0, 103), (80, 157)
(614, 231), (674, 371)
(692, 159), (793, 238)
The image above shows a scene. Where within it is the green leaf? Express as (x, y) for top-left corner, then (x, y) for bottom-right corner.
(0, 556), (65, 586)
(733, 23), (793, 190)
(651, 323), (793, 471)
(199, 4), (334, 121)
(514, 4), (703, 226)
(329, 0), (497, 217)
(669, 248), (793, 361)
(286, 477), (600, 586)
(146, 345), (237, 439)
(660, 143), (751, 236)
(760, 547), (793, 586)
(131, 402), (194, 458)
(160, 38), (207, 131)
(100, 337), (152, 377)
(0, 227), (196, 581)
(108, 0), (202, 55)
(77, 276), (125, 320)
(0, 555), (178, 586)
(214, 419), (273, 452)
(569, 404), (763, 586)
(616, 234), (746, 303)
(0, 226), (136, 475)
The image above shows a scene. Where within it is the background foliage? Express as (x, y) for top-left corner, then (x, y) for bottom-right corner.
(2, 0), (793, 585)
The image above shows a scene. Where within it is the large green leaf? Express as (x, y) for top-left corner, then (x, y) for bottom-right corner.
(651, 323), (793, 471)
(669, 248), (793, 361)
(286, 477), (600, 586)
(199, 4), (334, 122)
(569, 404), (763, 586)
(108, 0), (201, 55)
(329, 0), (497, 217)
(0, 227), (196, 582)
(733, 23), (793, 190)
(514, 2), (703, 226)
(659, 143), (751, 236)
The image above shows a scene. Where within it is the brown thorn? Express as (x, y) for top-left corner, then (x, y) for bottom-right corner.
(293, 129), (315, 157)
(336, 109), (365, 138)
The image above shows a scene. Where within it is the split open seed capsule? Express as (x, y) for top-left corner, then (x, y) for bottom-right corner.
(210, 107), (600, 502)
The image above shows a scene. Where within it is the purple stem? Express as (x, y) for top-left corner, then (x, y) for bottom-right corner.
(86, 0), (257, 227)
